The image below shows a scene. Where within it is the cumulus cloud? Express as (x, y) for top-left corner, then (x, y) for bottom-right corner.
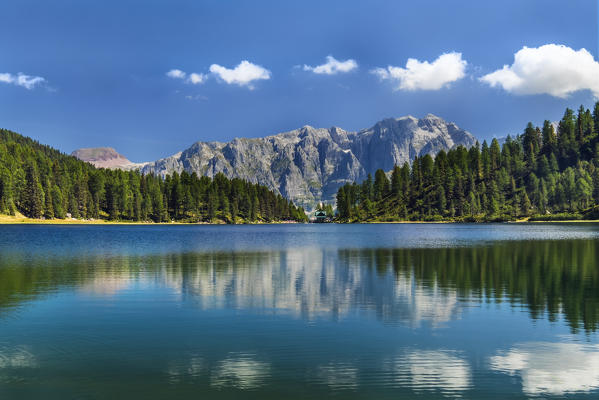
(303, 55), (358, 75)
(480, 44), (599, 98)
(0, 72), (46, 90)
(188, 72), (207, 85)
(209, 60), (271, 88)
(372, 52), (467, 91)
(166, 69), (207, 85)
(166, 69), (186, 79)
(490, 342), (599, 396)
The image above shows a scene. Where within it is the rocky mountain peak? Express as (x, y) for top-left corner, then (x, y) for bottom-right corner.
(71, 147), (146, 170)
(135, 114), (477, 208)
(75, 115), (477, 208)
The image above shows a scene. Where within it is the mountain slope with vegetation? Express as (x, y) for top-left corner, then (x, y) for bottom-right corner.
(336, 103), (599, 222)
(0, 129), (307, 223)
(74, 114), (476, 208)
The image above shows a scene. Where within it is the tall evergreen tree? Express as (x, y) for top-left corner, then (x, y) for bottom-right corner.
(23, 164), (44, 218)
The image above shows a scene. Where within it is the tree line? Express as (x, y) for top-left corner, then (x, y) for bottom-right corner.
(337, 103), (599, 221)
(0, 129), (307, 223)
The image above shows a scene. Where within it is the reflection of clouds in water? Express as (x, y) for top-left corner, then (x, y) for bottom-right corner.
(79, 275), (133, 296)
(490, 342), (599, 395)
(315, 362), (358, 390)
(165, 352), (271, 389)
(210, 352), (270, 390)
(384, 350), (472, 396)
(0, 346), (37, 369)
(166, 356), (205, 384)
(0, 346), (38, 384)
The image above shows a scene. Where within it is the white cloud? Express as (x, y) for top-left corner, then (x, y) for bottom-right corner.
(490, 342), (599, 395)
(303, 55), (358, 75)
(167, 61), (270, 88)
(188, 72), (207, 85)
(185, 94), (208, 101)
(166, 69), (186, 79)
(0, 72), (45, 90)
(209, 60), (271, 88)
(480, 44), (599, 98)
(372, 52), (467, 91)
(166, 69), (207, 85)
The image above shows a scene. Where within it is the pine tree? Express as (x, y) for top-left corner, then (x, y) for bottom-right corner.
(23, 165), (44, 218)
(51, 185), (65, 218)
(373, 169), (390, 200)
(593, 101), (599, 135)
(522, 191), (532, 216)
(436, 186), (446, 215)
(361, 174), (373, 203)
(541, 120), (557, 156)
(391, 165), (401, 195)
(490, 138), (502, 174)
(43, 179), (54, 219)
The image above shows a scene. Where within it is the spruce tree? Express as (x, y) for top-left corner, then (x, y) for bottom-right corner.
(44, 179), (54, 219)
(23, 165), (43, 218)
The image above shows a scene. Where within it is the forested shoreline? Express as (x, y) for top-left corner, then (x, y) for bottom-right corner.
(4, 102), (599, 225)
(336, 103), (599, 222)
(0, 129), (307, 223)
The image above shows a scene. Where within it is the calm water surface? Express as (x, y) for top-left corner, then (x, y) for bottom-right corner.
(1, 223), (599, 399)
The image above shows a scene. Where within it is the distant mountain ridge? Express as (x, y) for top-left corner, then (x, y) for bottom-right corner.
(73, 114), (477, 207)
(71, 147), (145, 170)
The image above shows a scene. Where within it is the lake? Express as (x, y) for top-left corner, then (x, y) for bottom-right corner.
(1, 223), (599, 399)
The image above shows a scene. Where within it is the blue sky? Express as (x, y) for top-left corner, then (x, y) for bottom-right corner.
(1, 0), (598, 161)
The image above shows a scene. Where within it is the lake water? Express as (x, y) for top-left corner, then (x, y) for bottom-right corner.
(1, 223), (599, 399)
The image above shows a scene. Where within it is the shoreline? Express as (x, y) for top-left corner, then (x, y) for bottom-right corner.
(336, 220), (599, 224)
(2, 214), (598, 225)
(0, 214), (301, 225)
(355, 219), (599, 224)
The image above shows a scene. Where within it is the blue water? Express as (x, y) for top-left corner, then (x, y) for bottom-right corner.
(1, 223), (598, 399)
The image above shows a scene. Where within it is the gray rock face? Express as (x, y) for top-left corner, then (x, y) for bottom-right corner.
(138, 114), (477, 208)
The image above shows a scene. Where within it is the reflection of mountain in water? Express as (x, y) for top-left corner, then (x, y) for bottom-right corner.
(154, 250), (459, 326)
(1, 240), (598, 332)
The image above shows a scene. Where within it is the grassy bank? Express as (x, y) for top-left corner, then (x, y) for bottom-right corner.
(334, 215), (599, 224)
(0, 213), (301, 225)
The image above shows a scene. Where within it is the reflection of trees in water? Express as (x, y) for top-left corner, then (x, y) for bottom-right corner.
(379, 240), (599, 333)
(1, 240), (598, 332)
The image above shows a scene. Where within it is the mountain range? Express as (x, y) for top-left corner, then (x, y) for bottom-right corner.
(72, 114), (477, 208)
